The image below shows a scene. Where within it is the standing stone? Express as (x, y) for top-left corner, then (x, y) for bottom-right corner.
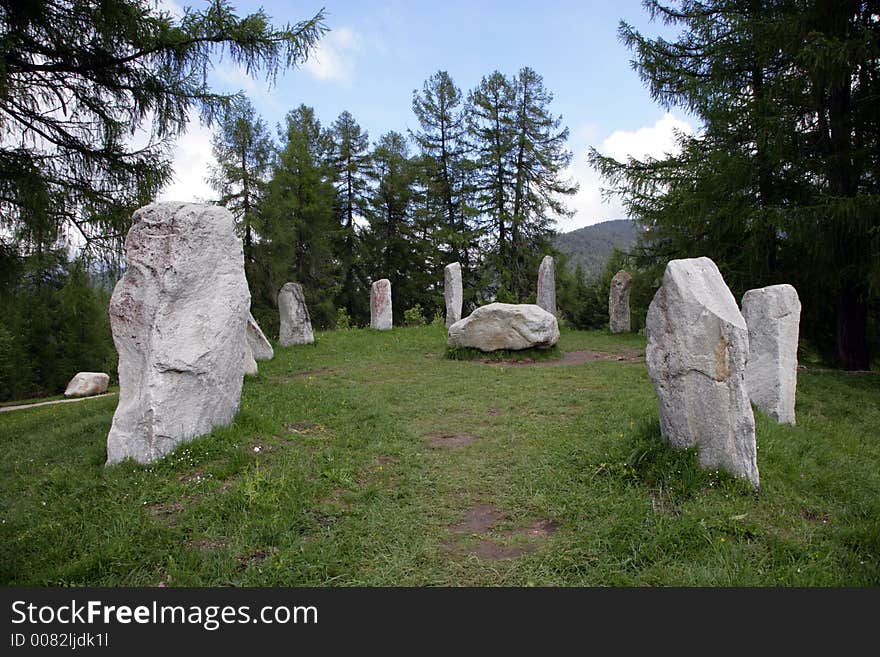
(448, 303), (559, 351)
(444, 262), (463, 328)
(609, 270), (633, 333)
(536, 255), (556, 316)
(278, 283), (315, 346)
(244, 343), (258, 376)
(106, 202), (249, 466)
(742, 284), (801, 425)
(646, 257), (758, 487)
(64, 372), (110, 397)
(370, 279), (392, 330)
(246, 312), (274, 360)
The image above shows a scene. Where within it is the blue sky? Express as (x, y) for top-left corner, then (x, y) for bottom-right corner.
(159, 0), (696, 232)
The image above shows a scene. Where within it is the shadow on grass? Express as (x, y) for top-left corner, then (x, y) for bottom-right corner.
(444, 344), (562, 362)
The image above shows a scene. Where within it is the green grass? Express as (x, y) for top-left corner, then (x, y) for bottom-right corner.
(0, 325), (877, 586)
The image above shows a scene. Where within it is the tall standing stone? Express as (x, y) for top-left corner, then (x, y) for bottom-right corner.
(536, 255), (556, 316)
(444, 262), (463, 328)
(742, 284), (801, 425)
(609, 270), (633, 333)
(646, 257), (758, 487)
(106, 202), (249, 465)
(246, 312), (274, 360)
(278, 283), (315, 346)
(370, 279), (392, 330)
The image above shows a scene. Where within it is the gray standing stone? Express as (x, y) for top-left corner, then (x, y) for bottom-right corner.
(448, 303), (559, 351)
(278, 283), (315, 346)
(742, 284), (801, 425)
(536, 255), (556, 316)
(244, 342), (258, 376)
(370, 279), (392, 330)
(246, 312), (274, 360)
(609, 270), (633, 333)
(646, 257), (759, 487)
(444, 262), (463, 328)
(106, 202), (249, 465)
(64, 372), (110, 397)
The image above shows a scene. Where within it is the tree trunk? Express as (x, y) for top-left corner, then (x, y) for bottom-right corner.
(836, 282), (869, 370)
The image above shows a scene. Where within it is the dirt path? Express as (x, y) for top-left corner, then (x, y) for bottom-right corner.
(0, 392), (116, 413)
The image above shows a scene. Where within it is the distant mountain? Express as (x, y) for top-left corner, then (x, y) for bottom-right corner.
(552, 219), (641, 281)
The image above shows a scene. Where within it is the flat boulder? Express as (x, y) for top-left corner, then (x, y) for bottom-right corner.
(246, 312), (274, 360)
(106, 202), (250, 465)
(64, 372), (109, 397)
(742, 284), (801, 424)
(646, 257), (759, 487)
(278, 283), (314, 346)
(448, 303), (559, 352)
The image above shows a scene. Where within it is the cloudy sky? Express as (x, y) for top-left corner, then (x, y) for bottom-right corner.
(158, 0), (696, 232)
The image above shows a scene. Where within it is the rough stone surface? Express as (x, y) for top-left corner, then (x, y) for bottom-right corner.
(447, 303), (559, 352)
(244, 343), (258, 376)
(536, 255), (556, 316)
(278, 283), (314, 346)
(646, 257), (759, 487)
(742, 284), (801, 425)
(246, 312), (274, 360)
(106, 202), (249, 466)
(64, 372), (109, 397)
(444, 262), (463, 328)
(370, 279), (392, 330)
(609, 270), (633, 333)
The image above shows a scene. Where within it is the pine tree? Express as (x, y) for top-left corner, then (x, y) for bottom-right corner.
(328, 111), (371, 324)
(208, 97), (274, 273)
(0, 0), (326, 258)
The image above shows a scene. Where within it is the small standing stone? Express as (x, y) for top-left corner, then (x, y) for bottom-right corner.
(444, 262), (463, 328)
(645, 257), (758, 487)
(246, 312), (274, 361)
(609, 270), (633, 333)
(278, 283), (314, 346)
(106, 202), (250, 466)
(64, 372), (110, 397)
(742, 284), (801, 425)
(370, 279), (393, 330)
(243, 343), (258, 376)
(536, 255), (556, 316)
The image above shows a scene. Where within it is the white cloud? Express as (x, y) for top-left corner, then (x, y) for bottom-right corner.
(303, 27), (360, 83)
(157, 119), (217, 204)
(558, 113), (695, 233)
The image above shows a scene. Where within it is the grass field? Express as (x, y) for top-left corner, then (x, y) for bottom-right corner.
(0, 325), (877, 586)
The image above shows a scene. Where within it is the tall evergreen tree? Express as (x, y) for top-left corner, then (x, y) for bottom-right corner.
(257, 105), (337, 331)
(208, 97), (274, 273)
(0, 0), (326, 258)
(591, 0), (879, 369)
(328, 111), (371, 324)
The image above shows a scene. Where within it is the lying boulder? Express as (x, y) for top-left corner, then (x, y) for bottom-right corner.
(646, 257), (758, 487)
(64, 372), (110, 397)
(278, 282), (314, 346)
(447, 303), (559, 352)
(106, 202), (250, 466)
(246, 312), (274, 360)
(742, 284), (801, 425)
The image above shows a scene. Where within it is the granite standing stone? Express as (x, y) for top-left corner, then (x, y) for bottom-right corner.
(246, 312), (274, 360)
(278, 282), (315, 346)
(646, 257), (758, 487)
(370, 279), (393, 330)
(444, 262), (463, 328)
(106, 202), (249, 465)
(536, 255), (556, 316)
(742, 284), (801, 425)
(447, 303), (559, 351)
(609, 270), (633, 333)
